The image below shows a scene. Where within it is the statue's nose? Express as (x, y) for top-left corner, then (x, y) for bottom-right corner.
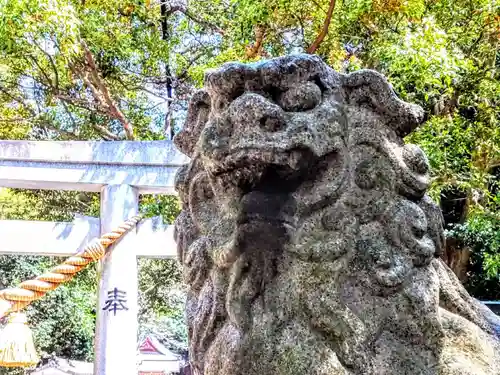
(229, 93), (287, 134)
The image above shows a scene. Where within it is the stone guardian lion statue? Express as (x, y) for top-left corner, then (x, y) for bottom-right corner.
(173, 54), (500, 375)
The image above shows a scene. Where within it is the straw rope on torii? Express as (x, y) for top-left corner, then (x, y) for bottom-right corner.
(0, 215), (143, 317)
(0, 214), (144, 369)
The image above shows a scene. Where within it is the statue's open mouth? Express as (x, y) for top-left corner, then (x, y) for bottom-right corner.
(208, 147), (316, 195)
(207, 148), (323, 227)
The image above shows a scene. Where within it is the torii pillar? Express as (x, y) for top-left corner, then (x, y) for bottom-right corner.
(94, 184), (139, 374)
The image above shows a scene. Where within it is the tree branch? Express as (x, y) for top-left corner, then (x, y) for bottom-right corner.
(60, 100), (78, 130)
(54, 94), (122, 140)
(32, 39), (60, 89)
(79, 40), (135, 140)
(89, 122), (121, 140)
(39, 123), (81, 140)
(55, 93), (104, 113)
(245, 26), (266, 59)
(0, 87), (81, 140)
(25, 55), (52, 88)
(181, 9), (225, 36)
(121, 98), (165, 112)
(112, 75), (175, 102)
(177, 52), (206, 81)
(307, 0), (337, 54)
(0, 87), (36, 115)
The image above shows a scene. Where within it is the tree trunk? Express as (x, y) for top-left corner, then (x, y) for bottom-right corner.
(440, 237), (471, 283)
(160, 2), (175, 140)
(439, 187), (470, 283)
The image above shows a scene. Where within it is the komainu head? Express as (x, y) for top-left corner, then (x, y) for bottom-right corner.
(173, 55), (500, 375)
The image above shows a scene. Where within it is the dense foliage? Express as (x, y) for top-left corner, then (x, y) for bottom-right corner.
(0, 0), (498, 370)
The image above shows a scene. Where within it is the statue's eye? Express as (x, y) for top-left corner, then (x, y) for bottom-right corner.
(412, 225), (426, 239)
(277, 82), (322, 112)
(259, 114), (286, 132)
(199, 182), (214, 200)
(190, 172), (214, 204)
(403, 144), (429, 175)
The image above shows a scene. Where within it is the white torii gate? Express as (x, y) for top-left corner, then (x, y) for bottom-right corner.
(0, 140), (188, 375)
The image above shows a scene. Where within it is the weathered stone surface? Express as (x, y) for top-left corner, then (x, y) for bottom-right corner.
(173, 54), (500, 375)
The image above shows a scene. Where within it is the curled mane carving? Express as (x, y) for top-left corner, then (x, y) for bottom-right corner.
(173, 54), (500, 375)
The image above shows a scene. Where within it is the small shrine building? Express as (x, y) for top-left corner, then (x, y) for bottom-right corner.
(29, 336), (185, 375)
(137, 336), (183, 375)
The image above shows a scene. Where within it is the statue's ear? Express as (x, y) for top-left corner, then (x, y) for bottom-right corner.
(342, 70), (425, 137)
(174, 90), (211, 157)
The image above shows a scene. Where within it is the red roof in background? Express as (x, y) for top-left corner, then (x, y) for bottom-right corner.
(139, 337), (160, 354)
(137, 336), (180, 361)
